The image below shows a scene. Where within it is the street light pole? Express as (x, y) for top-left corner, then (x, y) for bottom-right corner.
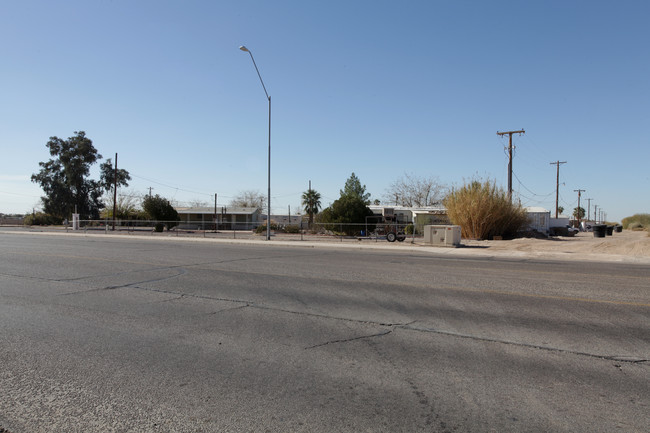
(240, 45), (271, 241)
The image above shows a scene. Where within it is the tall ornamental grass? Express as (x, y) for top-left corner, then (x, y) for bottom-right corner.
(444, 179), (529, 240)
(621, 213), (650, 231)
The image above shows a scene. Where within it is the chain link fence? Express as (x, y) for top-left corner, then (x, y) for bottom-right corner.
(45, 219), (425, 243)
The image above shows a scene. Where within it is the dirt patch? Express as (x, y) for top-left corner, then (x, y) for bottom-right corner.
(462, 230), (650, 258)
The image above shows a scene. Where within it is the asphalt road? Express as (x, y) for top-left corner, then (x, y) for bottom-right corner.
(1, 232), (648, 432)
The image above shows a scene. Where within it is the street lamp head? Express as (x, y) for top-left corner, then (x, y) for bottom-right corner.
(239, 45), (249, 52)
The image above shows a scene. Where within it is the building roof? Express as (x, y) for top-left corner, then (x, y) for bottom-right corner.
(525, 207), (550, 214)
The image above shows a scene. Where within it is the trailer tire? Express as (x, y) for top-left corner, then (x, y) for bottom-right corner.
(386, 232), (397, 242)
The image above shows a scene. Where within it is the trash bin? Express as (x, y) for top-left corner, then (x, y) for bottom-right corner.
(593, 225), (607, 238)
(615, 225), (623, 233)
(606, 226), (614, 236)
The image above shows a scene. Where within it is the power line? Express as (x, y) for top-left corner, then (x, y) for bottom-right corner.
(130, 173), (214, 197)
(512, 171), (555, 198)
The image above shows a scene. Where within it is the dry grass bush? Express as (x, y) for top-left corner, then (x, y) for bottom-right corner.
(444, 179), (529, 240)
(622, 213), (650, 230)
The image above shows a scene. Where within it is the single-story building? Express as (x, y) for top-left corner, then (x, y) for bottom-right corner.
(175, 206), (261, 230)
(273, 214), (304, 227)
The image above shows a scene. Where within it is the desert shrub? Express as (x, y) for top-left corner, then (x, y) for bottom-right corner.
(284, 225), (301, 234)
(621, 213), (650, 230)
(443, 179), (529, 240)
(23, 212), (63, 226)
(255, 222), (279, 234)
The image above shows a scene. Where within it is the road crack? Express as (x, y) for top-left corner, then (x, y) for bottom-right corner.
(401, 324), (649, 364)
(305, 329), (393, 349)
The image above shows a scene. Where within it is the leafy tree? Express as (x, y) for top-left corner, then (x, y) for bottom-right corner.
(384, 172), (446, 207)
(31, 131), (129, 220)
(230, 190), (267, 212)
(557, 206), (564, 215)
(319, 174), (374, 235)
(340, 172), (371, 205)
(142, 194), (179, 230)
(318, 194), (375, 236)
(301, 188), (322, 229)
(573, 206), (586, 220)
(99, 158), (132, 193)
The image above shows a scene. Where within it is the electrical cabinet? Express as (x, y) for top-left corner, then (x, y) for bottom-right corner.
(423, 225), (461, 247)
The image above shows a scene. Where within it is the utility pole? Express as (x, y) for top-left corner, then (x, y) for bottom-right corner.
(594, 205), (599, 223)
(112, 153), (118, 231)
(148, 187), (154, 198)
(586, 198), (593, 221)
(214, 193), (217, 231)
(574, 189), (585, 226)
(550, 160), (567, 218)
(496, 129), (525, 201)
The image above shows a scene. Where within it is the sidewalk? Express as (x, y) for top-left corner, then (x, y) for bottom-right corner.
(2, 227), (650, 265)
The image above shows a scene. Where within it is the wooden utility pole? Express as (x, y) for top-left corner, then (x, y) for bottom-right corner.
(574, 189), (585, 226)
(496, 129), (525, 200)
(550, 161), (567, 218)
(112, 153), (118, 231)
(586, 198), (593, 221)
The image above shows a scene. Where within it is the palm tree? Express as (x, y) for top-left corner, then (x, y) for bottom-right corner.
(301, 188), (322, 229)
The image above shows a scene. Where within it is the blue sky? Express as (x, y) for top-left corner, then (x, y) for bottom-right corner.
(1, 0), (648, 222)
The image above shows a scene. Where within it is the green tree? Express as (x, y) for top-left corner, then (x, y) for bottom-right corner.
(340, 172), (371, 205)
(99, 158), (132, 193)
(31, 131), (130, 220)
(301, 188), (321, 229)
(319, 174), (375, 236)
(573, 206), (586, 220)
(557, 206), (564, 215)
(318, 195), (375, 236)
(142, 194), (179, 230)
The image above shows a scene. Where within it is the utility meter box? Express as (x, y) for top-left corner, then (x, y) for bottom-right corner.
(424, 225), (461, 247)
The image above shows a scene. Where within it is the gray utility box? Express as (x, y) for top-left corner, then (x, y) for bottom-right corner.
(423, 225), (461, 247)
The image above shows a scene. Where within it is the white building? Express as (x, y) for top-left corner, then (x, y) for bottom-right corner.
(175, 206), (261, 230)
(525, 207), (550, 234)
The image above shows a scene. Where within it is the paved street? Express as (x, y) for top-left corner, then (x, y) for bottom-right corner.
(1, 232), (649, 432)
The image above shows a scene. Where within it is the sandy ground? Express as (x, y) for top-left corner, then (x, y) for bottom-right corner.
(460, 229), (650, 263)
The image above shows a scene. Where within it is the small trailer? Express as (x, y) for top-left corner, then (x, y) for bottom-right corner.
(376, 208), (407, 242)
